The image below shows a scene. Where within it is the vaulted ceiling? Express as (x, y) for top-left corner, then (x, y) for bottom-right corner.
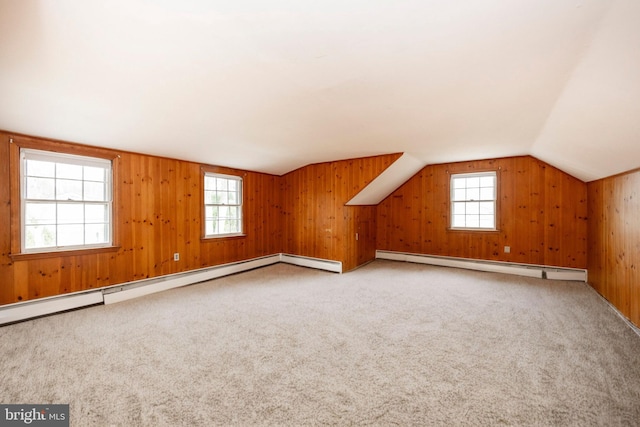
(1, 0), (639, 181)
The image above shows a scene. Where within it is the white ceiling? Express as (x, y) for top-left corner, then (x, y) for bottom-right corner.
(1, 0), (639, 181)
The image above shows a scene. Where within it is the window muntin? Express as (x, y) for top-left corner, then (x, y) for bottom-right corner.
(204, 173), (243, 237)
(21, 149), (112, 252)
(450, 171), (497, 230)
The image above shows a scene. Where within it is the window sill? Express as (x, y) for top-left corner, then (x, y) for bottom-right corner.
(9, 246), (120, 261)
(201, 233), (246, 242)
(447, 228), (500, 233)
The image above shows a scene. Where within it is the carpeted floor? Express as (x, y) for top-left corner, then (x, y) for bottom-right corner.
(1, 260), (640, 426)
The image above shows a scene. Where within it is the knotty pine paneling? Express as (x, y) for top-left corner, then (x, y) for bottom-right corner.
(0, 135), (14, 304)
(350, 206), (377, 268)
(200, 166), (283, 266)
(281, 154), (401, 272)
(3, 129), (603, 313)
(586, 180), (605, 296)
(0, 132), (282, 305)
(377, 156), (587, 269)
(588, 169), (640, 327)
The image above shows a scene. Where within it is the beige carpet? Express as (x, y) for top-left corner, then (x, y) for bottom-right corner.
(1, 260), (640, 426)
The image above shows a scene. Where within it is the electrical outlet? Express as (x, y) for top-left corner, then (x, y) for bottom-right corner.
(173, 253), (180, 261)
(504, 246), (511, 254)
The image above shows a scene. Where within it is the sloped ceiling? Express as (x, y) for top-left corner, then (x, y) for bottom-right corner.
(0, 0), (638, 181)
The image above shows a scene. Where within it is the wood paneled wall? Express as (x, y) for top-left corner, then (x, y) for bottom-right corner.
(0, 132), (282, 305)
(377, 156), (588, 269)
(0, 135), (12, 303)
(587, 170), (640, 327)
(281, 154), (400, 272)
(2, 130), (600, 309)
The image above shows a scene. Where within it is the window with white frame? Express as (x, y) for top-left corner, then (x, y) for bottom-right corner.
(204, 173), (243, 237)
(21, 148), (112, 252)
(450, 171), (497, 230)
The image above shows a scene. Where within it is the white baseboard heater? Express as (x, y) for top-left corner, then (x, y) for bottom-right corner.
(2, 250), (586, 326)
(102, 254), (282, 304)
(103, 253), (341, 304)
(376, 250), (587, 282)
(0, 291), (104, 326)
(280, 254), (343, 273)
(0, 253), (342, 326)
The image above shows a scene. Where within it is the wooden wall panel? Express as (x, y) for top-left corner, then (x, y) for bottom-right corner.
(587, 181), (605, 295)
(199, 168), (283, 267)
(0, 134), (14, 303)
(377, 156), (587, 269)
(603, 178), (626, 314)
(0, 132), (282, 305)
(627, 173), (640, 325)
(3, 128), (611, 318)
(501, 156), (545, 264)
(588, 170), (640, 327)
(544, 163), (589, 268)
(350, 206), (377, 268)
(281, 154), (401, 272)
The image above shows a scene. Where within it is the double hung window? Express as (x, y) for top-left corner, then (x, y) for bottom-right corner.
(204, 173), (243, 237)
(20, 149), (113, 252)
(450, 171), (497, 230)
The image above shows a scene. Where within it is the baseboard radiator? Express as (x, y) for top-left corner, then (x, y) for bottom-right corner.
(280, 254), (342, 273)
(0, 253), (343, 325)
(102, 254), (283, 304)
(0, 291), (105, 327)
(376, 250), (587, 281)
(1, 251), (586, 326)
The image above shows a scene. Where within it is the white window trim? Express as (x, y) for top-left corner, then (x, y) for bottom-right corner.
(203, 172), (244, 238)
(450, 171), (497, 231)
(20, 148), (113, 253)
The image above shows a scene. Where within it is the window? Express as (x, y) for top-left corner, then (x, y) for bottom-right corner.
(21, 148), (113, 252)
(204, 173), (243, 237)
(451, 171), (497, 230)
